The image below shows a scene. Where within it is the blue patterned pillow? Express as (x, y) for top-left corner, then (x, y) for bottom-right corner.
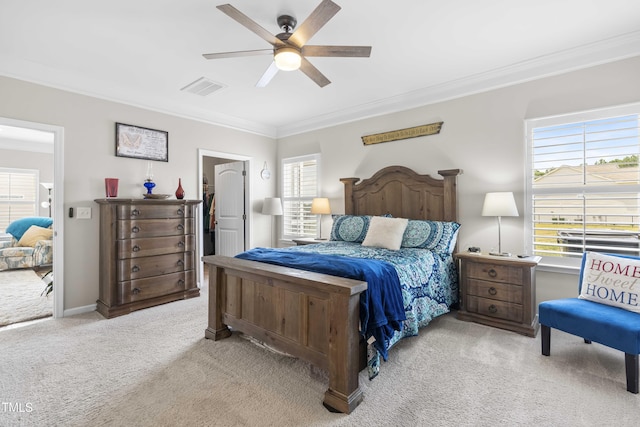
(330, 215), (372, 243)
(400, 219), (460, 253)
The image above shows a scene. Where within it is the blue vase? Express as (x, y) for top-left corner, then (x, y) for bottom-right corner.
(143, 180), (156, 195)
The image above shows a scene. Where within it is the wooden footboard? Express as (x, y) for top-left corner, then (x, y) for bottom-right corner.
(203, 255), (368, 414)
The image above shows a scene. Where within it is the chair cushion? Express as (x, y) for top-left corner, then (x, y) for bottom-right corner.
(539, 298), (640, 354)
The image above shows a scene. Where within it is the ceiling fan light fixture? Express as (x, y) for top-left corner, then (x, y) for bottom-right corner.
(274, 47), (301, 71)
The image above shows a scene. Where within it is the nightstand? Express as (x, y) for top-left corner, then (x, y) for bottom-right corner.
(454, 252), (541, 337)
(292, 238), (328, 246)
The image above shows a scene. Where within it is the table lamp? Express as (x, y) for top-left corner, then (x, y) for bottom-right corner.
(482, 192), (519, 256)
(311, 197), (331, 240)
(262, 197), (283, 247)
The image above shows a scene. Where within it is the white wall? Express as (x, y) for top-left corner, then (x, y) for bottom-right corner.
(0, 76), (277, 311)
(278, 56), (640, 306)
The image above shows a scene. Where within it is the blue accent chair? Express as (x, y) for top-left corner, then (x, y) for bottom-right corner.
(538, 253), (640, 394)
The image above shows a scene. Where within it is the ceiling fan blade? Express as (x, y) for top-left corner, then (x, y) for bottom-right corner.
(203, 49), (272, 60)
(256, 62), (279, 87)
(302, 45), (371, 57)
(299, 57), (331, 88)
(217, 4), (285, 47)
(288, 0), (341, 47)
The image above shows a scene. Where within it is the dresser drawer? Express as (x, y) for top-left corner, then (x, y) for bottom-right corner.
(117, 252), (194, 281)
(118, 270), (194, 304)
(466, 295), (523, 323)
(117, 235), (195, 259)
(116, 204), (193, 220)
(466, 278), (523, 304)
(465, 261), (523, 285)
(117, 218), (194, 239)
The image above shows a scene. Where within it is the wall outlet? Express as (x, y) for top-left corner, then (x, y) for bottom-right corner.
(76, 207), (92, 219)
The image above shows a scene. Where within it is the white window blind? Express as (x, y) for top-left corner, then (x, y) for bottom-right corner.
(526, 104), (640, 263)
(281, 154), (319, 239)
(0, 168), (39, 232)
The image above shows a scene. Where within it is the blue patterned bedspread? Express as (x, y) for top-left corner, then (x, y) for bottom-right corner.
(279, 241), (459, 375)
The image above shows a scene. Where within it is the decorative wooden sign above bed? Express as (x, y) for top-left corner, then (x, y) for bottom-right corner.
(361, 121), (443, 145)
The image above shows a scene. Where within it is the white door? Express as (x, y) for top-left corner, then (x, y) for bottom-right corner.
(214, 161), (246, 256)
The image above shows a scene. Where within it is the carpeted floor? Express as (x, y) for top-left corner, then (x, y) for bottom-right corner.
(1, 289), (638, 426)
(0, 269), (52, 327)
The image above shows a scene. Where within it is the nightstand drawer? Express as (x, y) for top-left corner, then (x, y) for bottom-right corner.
(466, 262), (523, 284)
(466, 295), (523, 323)
(467, 278), (522, 304)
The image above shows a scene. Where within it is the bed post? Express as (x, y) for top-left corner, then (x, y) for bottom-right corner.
(438, 169), (462, 222)
(340, 177), (359, 215)
(204, 263), (232, 341)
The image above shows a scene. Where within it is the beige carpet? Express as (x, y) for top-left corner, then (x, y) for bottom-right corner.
(1, 289), (639, 427)
(0, 269), (52, 327)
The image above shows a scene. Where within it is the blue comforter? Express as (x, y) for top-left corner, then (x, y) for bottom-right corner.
(235, 248), (406, 359)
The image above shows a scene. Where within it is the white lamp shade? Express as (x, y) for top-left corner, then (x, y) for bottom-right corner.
(481, 192), (519, 217)
(262, 197), (283, 216)
(311, 198), (331, 215)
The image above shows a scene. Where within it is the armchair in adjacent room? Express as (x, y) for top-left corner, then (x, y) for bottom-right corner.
(0, 217), (53, 271)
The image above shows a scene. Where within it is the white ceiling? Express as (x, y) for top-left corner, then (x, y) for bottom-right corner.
(2, 0), (640, 138)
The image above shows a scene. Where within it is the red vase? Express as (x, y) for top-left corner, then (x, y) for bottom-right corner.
(175, 178), (185, 199)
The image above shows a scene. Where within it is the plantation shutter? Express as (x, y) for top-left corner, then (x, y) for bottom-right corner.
(281, 154), (319, 239)
(0, 168), (39, 232)
(527, 106), (640, 262)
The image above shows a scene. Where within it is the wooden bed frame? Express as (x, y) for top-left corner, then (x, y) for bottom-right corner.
(203, 166), (461, 413)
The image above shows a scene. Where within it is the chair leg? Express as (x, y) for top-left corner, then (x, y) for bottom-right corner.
(625, 353), (639, 394)
(541, 325), (550, 356)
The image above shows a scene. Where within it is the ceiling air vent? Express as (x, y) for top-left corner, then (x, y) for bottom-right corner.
(180, 77), (225, 96)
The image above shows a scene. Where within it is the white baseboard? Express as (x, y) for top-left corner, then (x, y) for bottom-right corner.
(63, 303), (97, 317)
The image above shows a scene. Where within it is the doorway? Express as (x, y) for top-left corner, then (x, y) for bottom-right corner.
(198, 149), (251, 288)
(0, 117), (64, 322)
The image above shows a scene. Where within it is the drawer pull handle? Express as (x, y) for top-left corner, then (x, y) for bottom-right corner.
(177, 224), (184, 231)
(132, 265), (140, 273)
(177, 208), (184, 215)
(132, 226), (140, 233)
(178, 241), (185, 248)
(488, 287), (497, 296)
(131, 209), (140, 217)
(132, 245), (141, 252)
(132, 287), (141, 295)
(488, 304), (498, 314)
(488, 268), (497, 278)
(177, 259), (184, 266)
(178, 279), (185, 286)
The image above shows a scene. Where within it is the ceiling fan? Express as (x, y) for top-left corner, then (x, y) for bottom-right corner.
(202, 0), (372, 88)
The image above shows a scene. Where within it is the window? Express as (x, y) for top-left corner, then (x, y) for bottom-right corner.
(0, 168), (39, 232)
(281, 154), (320, 239)
(526, 104), (640, 266)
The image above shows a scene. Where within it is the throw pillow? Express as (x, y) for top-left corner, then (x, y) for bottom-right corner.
(330, 215), (372, 243)
(17, 225), (54, 247)
(401, 219), (461, 254)
(578, 251), (640, 314)
(6, 217), (54, 240)
(361, 217), (409, 250)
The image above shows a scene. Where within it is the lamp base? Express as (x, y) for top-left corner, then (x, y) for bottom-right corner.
(489, 251), (511, 257)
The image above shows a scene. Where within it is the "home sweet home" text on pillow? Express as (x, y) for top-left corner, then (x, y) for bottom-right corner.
(578, 251), (640, 314)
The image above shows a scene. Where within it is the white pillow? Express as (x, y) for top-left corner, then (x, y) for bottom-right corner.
(578, 252), (640, 314)
(361, 216), (408, 250)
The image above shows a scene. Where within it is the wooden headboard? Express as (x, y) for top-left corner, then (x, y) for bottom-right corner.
(340, 166), (462, 222)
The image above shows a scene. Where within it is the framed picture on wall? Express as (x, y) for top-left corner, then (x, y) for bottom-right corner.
(115, 122), (168, 162)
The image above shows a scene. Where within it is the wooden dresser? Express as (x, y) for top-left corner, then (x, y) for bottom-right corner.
(455, 252), (541, 337)
(94, 198), (201, 318)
